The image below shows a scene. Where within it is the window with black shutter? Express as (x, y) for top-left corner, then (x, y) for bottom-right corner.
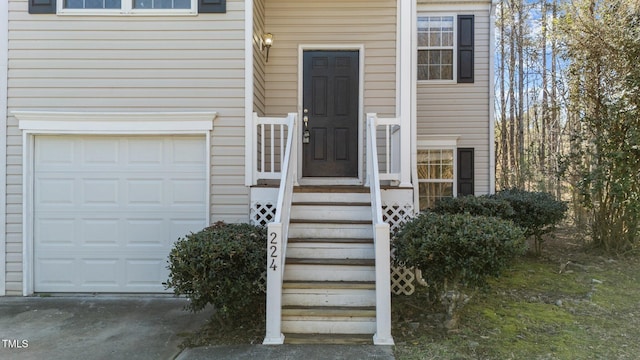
(28, 0), (226, 14)
(199, 0), (225, 13)
(457, 15), (475, 83)
(457, 148), (474, 196)
(29, 0), (56, 14)
(417, 14), (474, 83)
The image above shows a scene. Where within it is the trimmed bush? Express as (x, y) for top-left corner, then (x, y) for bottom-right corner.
(393, 212), (526, 293)
(393, 212), (525, 329)
(433, 195), (515, 219)
(165, 221), (266, 321)
(492, 189), (568, 254)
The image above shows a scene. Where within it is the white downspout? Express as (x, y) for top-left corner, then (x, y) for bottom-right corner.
(0, 0), (8, 296)
(489, 0), (497, 194)
(244, 0), (255, 186)
(398, 0), (415, 189)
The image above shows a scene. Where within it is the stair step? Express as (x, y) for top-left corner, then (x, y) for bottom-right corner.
(282, 306), (376, 317)
(282, 319), (376, 335)
(286, 241), (374, 259)
(289, 222), (373, 239)
(294, 186), (370, 193)
(290, 219), (372, 225)
(287, 258), (375, 266)
(291, 205), (371, 222)
(292, 201), (371, 206)
(284, 333), (373, 345)
(293, 191), (370, 203)
(283, 281), (375, 290)
(284, 263), (375, 282)
(288, 238), (373, 244)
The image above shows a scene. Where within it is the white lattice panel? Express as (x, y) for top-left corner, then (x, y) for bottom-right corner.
(257, 271), (267, 293)
(250, 202), (276, 226)
(382, 202), (414, 233)
(391, 266), (416, 295)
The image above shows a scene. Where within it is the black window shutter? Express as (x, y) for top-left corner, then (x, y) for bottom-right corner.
(457, 148), (474, 196)
(457, 15), (474, 83)
(199, 0), (226, 13)
(29, 0), (56, 14)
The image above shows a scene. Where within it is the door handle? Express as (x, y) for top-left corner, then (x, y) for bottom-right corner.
(302, 115), (310, 144)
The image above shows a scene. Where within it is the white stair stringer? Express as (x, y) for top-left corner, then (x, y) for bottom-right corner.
(281, 186), (378, 342)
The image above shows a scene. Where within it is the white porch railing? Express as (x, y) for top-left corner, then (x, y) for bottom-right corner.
(368, 114), (402, 182)
(253, 113), (293, 181)
(366, 113), (395, 345)
(263, 112), (297, 345)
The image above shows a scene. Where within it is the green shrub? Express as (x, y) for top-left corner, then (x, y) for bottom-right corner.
(165, 221), (267, 322)
(492, 189), (568, 254)
(393, 212), (525, 329)
(433, 195), (515, 219)
(393, 212), (526, 293)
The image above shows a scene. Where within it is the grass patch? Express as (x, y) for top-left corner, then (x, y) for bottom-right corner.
(393, 227), (640, 359)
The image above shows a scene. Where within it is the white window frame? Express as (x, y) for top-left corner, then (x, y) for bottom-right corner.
(417, 136), (459, 210)
(57, 0), (197, 16)
(417, 13), (457, 84)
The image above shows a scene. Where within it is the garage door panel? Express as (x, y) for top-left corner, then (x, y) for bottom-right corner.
(36, 259), (76, 290)
(35, 138), (75, 166)
(124, 219), (165, 246)
(34, 135), (207, 293)
(125, 259), (167, 287)
(81, 219), (121, 246)
(127, 179), (165, 205)
(37, 178), (76, 206)
(127, 139), (164, 165)
(35, 218), (76, 246)
(81, 259), (120, 287)
(83, 179), (120, 205)
(82, 139), (120, 165)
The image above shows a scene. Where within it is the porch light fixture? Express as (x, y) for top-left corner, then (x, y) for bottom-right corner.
(262, 33), (274, 62)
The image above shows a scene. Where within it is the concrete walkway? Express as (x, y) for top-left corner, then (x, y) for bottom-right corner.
(178, 344), (396, 360)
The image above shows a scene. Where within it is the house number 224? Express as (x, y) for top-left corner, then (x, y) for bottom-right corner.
(269, 232), (278, 271)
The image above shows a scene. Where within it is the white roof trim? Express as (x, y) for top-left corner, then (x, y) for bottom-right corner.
(13, 111), (216, 133)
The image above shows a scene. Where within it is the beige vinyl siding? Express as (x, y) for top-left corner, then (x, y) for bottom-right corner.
(5, 0), (247, 295)
(263, 0), (397, 118)
(416, 2), (492, 195)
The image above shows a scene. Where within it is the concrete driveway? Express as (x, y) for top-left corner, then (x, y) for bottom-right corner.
(0, 296), (214, 360)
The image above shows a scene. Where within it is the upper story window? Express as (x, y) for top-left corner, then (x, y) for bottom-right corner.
(64, 0), (191, 9)
(417, 14), (475, 83)
(29, 0), (227, 14)
(417, 16), (455, 81)
(61, 0), (195, 12)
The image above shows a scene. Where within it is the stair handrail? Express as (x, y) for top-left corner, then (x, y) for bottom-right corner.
(366, 113), (395, 345)
(263, 112), (297, 345)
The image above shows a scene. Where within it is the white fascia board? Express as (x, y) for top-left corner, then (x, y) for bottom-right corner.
(13, 111), (216, 133)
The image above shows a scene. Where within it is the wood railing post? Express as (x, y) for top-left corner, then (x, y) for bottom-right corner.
(263, 223), (284, 345)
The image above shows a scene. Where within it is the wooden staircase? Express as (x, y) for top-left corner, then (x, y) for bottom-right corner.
(281, 186), (377, 344)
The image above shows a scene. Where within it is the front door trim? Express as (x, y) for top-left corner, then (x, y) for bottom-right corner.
(297, 44), (365, 186)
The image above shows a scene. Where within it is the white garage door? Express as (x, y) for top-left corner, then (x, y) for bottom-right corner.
(33, 135), (208, 293)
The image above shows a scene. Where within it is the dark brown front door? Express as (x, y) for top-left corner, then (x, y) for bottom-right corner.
(302, 50), (359, 177)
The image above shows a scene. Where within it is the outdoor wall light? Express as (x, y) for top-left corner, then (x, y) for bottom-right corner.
(262, 33), (274, 62)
